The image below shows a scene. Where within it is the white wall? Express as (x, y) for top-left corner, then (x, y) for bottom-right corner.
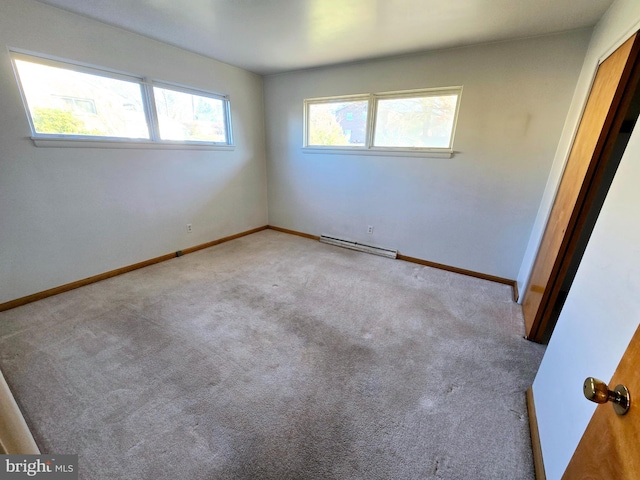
(264, 31), (590, 280)
(530, 2), (640, 476)
(516, 0), (640, 299)
(0, 0), (268, 304)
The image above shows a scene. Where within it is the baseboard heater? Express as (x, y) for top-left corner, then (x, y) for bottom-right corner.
(319, 235), (397, 259)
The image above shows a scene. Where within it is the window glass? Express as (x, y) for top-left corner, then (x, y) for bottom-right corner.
(14, 59), (149, 139)
(153, 86), (228, 143)
(304, 88), (461, 153)
(373, 94), (459, 149)
(11, 52), (234, 148)
(307, 100), (368, 146)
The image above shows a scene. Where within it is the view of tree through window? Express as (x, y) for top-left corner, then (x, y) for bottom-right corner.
(11, 52), (233, 146)
(14, 59), (149, 139)
(307, 100), (368, 146)
(305, 88), (461, 152)
(373, 94), (458, 148)
(153, 86), (227, 143)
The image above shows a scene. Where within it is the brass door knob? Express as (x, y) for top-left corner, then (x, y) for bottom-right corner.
(583, 377), (630, 415)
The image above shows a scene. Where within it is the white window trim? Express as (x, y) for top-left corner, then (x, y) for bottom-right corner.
(150, 81), (233, 146)
(9, 49), (234, 150)
(30, 138), (236, 150)
(301, 147), (453, 158)
(303, 86), (462, 157)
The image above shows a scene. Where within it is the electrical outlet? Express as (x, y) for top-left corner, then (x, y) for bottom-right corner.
(367, 225), (374, 234)
(187, 224), (192, 233)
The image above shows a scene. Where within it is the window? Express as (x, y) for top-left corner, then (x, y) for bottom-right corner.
(11, 52), (232, 147)
(305, 97), (369, 147)
(373, 90), (460, 149)
(153, 85), (229, 143)
(304, 87), (462, 155)
(13, 56), (149, 139)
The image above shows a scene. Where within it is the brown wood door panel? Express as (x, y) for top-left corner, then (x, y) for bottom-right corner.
(562, 324), (640, 479)
(523, 34), (640, 341)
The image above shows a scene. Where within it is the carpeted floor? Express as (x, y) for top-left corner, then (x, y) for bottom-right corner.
(0, 230), (545, 479)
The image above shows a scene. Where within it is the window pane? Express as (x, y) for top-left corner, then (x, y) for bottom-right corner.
(373, 94), (459, 148)
(308, 100), (368, 146)
(153, 87), (228, 143)
(14, 59), (149, 139)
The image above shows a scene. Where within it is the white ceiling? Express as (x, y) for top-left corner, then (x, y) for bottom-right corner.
(34, 0), (613, 75)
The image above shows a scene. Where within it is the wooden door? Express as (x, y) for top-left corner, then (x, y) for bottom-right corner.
(562, 324), (640, 478)
(522, 34), (640, 342)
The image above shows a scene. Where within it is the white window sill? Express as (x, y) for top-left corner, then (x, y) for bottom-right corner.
(31, 137), (235, 150)
(302, 147), (453, 159)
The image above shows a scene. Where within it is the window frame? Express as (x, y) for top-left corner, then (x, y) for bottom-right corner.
(303, 86), (462, 157)
(10, 50), (234, 150)
(303, 94), (371, 150)
(150, 81), (233, 146)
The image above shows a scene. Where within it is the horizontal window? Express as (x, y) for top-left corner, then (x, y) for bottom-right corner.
(304, 87), (462, 154)
(10, 52), (232, 147)
(13, 57), (149, 140)
(373, 91), (460, 149)
(153, 85), (229, 143)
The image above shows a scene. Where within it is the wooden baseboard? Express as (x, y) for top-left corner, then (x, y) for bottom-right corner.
(0, 226), (268, 313)
(513, 281), (520, 303)
(267, 225), (518, 298)
(396, 253), (516, 287)
(527, 387), (546, 480)
(267, 225), (320, 240)
(181, 226), (268, 254)
(0, 224), (518, 311)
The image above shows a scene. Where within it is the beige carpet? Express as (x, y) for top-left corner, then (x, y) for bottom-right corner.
(0, 230), (544, 479)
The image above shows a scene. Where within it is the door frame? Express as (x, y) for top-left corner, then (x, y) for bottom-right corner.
(523, 34), (640, 343)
